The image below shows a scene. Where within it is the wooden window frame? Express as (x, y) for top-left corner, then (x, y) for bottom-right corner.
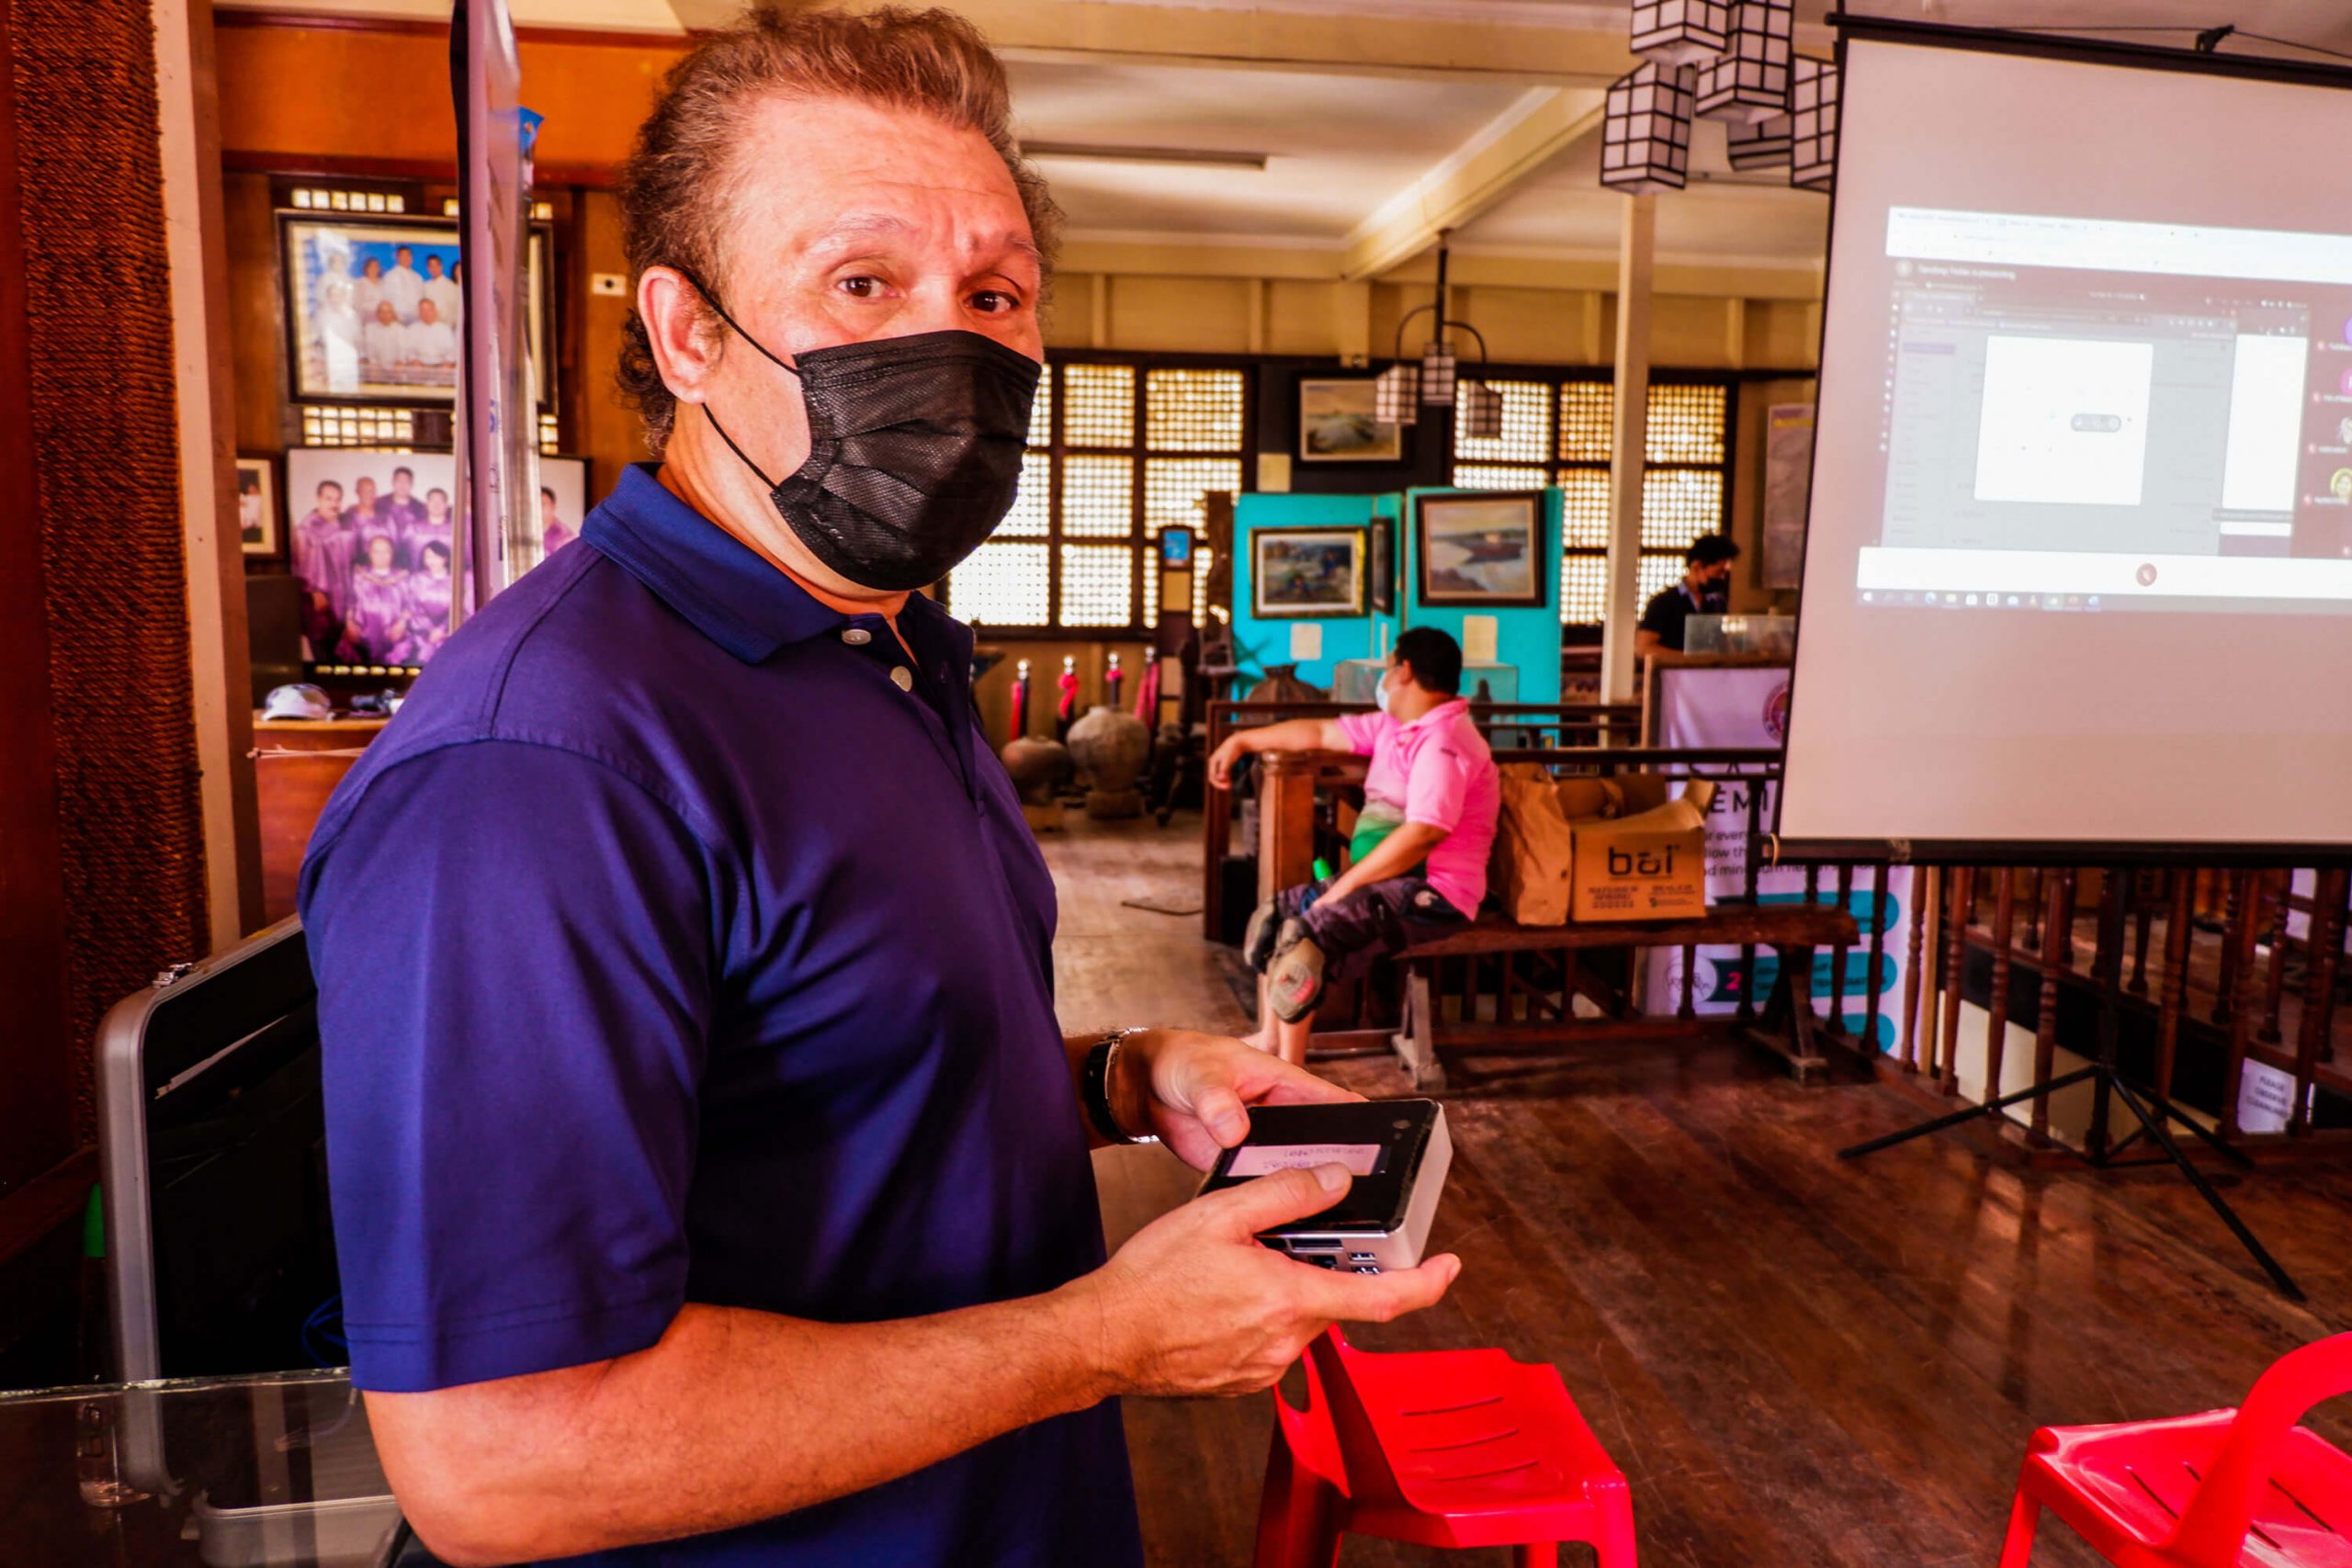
(1451, 364), (1746, 628)
(948, 349), (1255, 640)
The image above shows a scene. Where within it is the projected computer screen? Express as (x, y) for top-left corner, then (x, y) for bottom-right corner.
(1781, 31), (2352, 849)
(1861, 208), (2352, 613)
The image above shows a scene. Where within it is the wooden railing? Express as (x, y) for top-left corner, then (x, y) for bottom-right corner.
(1239, 739), (1905, 1071)
(1902, 866), (2347, 1146)
(1199, 698), (1643, 940)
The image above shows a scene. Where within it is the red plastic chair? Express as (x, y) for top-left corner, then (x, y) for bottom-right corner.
(1254, 1327), (1636, 1568)
(1996, 1333), (2352, 1567)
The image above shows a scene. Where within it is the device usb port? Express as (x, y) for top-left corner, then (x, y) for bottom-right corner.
(1352, 1264), (1381, 1274)
(1348, 1252), (1377, 1263)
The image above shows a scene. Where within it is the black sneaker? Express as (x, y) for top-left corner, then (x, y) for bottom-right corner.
(1243, 897), (1283, 972)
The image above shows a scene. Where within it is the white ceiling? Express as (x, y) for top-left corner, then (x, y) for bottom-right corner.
(1008, 61), (1532, 243)
(224, 0), (2352, 275)
(1463, 120), (1830, 265)
(1022, 0), (2352, 269)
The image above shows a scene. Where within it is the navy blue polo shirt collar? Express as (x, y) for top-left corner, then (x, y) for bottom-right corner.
(583, 463), (852, 663)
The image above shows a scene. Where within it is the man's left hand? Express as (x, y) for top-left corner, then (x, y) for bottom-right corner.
(1115, 1029), (1362, 1171)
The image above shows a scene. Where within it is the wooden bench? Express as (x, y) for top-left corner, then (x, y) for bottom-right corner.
(1322, 903), (1862, 1090)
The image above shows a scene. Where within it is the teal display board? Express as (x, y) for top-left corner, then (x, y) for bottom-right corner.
(1230, 491), (1399, 693)
(1399, 487), (1563, 705)
(1230, 488), (1563, 704)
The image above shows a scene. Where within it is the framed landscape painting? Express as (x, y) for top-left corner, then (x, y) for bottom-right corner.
(1414, 491), (1545, 609)
(1297, 378), (1403, 464)
(1252, 526), (1367, 618)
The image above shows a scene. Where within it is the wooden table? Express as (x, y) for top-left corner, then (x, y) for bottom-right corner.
(254, 716), (385, 921)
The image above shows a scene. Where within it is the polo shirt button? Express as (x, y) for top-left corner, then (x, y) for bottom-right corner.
(841, 627), (872, 647)
(890, 666), (914, 692)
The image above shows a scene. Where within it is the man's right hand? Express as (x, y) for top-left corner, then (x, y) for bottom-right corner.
(1206, 733), (1250, 792)
(1070, 1165), (1461, 1400)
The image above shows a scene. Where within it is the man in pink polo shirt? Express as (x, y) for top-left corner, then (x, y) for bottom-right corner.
(1208, 626), (1500, 1065)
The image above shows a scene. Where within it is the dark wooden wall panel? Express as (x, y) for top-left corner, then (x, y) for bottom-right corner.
(0, 0), (74, 1198)
(13, 0), (209, 1146)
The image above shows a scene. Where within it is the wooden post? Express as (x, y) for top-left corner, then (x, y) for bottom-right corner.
(1863, 863), (1889, 1056)
(2129, 869), (2155, 997)
(2328, 874), (2350, 1066)
(2153, 872), (2192, 1116)
(2259, 868), (2290, 1044)
(2290, 867), (2346, 1136)
(1202, 706), (1233, 941)
(1984, 867), (2017, 1106)
(1256, 753), (1319, 908)
(1899, 865), (1927, 1073)
(1940, 866), (1973, 1097)
(1827, 863), (1854, 1038)
(2029, 870), (2074, 1141)
(2214, 872), (2244, 1025)
(1912, 866), (1941, 1077)
(2218, 874), (2265, 1137)
(157, 0), (263, 946)
(1599, 194), (1654, 706)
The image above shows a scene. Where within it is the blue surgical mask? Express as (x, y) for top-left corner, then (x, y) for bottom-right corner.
(1374, 676), (1393, 715)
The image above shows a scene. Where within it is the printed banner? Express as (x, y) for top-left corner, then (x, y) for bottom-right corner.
(1642, 665), (1915, 1055)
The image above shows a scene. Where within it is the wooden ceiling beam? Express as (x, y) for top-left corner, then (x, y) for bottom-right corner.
(1338, 85), (1607, 282)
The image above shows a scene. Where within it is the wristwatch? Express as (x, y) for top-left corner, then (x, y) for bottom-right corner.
(1082, 1029), (1160, 1145)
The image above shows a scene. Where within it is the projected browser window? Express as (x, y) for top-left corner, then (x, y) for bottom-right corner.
(1858, 207), (2352, 614)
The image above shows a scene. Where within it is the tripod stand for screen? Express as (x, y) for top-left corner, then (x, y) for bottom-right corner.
(1837, 864), (2304, 1303)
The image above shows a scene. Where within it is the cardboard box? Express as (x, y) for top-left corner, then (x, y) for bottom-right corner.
(1568, 780), (1715, 922)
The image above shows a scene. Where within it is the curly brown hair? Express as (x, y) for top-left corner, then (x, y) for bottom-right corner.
(614, 7), (1061, 456)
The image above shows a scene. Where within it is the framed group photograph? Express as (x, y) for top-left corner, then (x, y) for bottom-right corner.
(285, 447), (460, 671)
(236, 455), (281, 558)
(1252, 526), (1367, 618)
(283, 448), (595, 670)
(279, 212), (553, 406)
(1414, 491), (1546, 609)
(1297, 378), (1403, 464)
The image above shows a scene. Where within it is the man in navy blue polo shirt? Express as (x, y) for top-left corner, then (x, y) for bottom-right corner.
(300, 12), (1458, 1567)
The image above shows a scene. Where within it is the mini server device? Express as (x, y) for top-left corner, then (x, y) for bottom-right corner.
(1197, 1100), (1451, 1273)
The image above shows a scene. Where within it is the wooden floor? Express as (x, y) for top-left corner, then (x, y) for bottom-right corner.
(1046, 815), (2352, 1568)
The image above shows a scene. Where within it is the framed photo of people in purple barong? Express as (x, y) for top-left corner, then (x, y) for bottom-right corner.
(279, 212), (555, 407)
(285, 448), (461, 671)
(285, 448), (596, 672)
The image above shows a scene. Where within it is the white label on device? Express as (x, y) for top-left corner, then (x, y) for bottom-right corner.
(1228, 1143), (1382, 1177)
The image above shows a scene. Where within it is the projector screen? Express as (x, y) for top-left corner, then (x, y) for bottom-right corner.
(1781, 26), (2352, 852)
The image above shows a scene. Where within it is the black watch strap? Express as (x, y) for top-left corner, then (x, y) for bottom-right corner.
(1082, 1031), (1157, 1145)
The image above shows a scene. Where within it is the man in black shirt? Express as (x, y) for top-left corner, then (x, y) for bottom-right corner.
(1636, 534), (1741, 658)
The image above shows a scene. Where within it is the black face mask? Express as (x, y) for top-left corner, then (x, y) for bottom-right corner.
(687, 280), (1041, 592)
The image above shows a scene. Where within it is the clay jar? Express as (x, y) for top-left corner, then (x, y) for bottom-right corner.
(1065, 705), (1150, 819)
(999, 734), (1073, 807)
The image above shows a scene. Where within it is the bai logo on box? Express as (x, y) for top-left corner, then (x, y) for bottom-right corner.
(1607, 845), (1682, 879)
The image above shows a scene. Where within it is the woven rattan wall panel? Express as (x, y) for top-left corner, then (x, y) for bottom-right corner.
(14, 0), (206, 1140)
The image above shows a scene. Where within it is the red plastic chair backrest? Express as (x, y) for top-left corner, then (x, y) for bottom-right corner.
(1270, 1331), (1350, 1495)
(1303, 1327), (1414, 1510)
(2167, 1333), (2352, 1563)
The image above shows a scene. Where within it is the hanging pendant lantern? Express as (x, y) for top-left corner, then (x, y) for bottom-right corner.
(1373, 362), (1420, 425)
(1601, 62), (1697, 194)
(1419, 342), (1459, 407)
(1727, 114), (1793, 170)
(1696, 0), (1794, 124)
(1457, 380), (1505, 442)
(1790, 57), (1839, 193)
(1630, 0), (1732, 66)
